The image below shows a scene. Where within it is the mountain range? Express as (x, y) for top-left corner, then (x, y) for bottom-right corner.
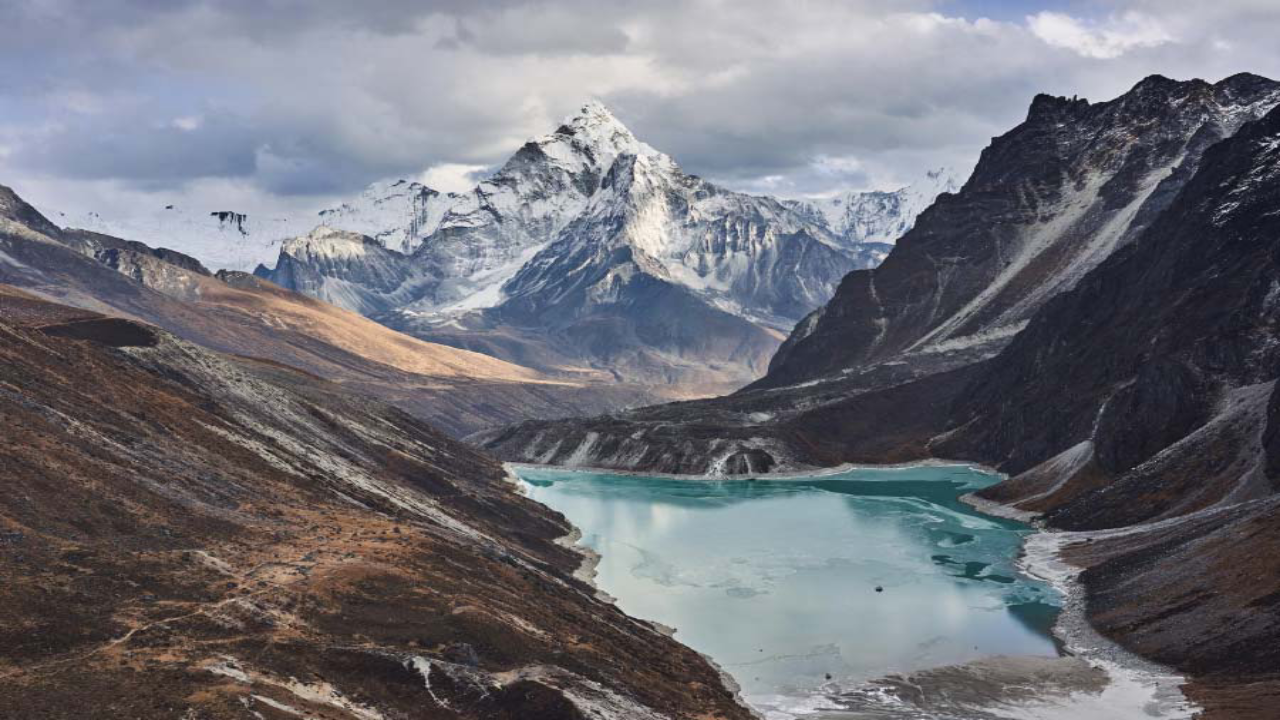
(484, 73), (1280, 716)
(14, 65), (1280, 719)
(54, 103), (958, 396)
(255, 103), (959, 393)
(0, 186), (660, 437)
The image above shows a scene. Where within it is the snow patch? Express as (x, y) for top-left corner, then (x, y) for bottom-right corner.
(0, 248), (30, 270)
(565, 432), (601, 467)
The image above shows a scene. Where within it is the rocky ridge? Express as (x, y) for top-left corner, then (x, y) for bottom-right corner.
(0, 284), (751, 719)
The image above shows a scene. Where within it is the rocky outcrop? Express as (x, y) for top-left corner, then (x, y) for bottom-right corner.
(64, 228), (213, 275)
(262, 226), (426, 316)
(478, 360), (975, 475)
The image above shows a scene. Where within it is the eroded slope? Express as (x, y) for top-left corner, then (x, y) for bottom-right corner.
(0, 288), (750, 719)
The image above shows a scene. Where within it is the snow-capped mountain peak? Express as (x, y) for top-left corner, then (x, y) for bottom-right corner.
(316, 179), (442, 253)
(572, 98), (625, 128)
(281, 225), (381, 262)
(495, 141), (880, 333)
(790, 167), (963, 248)
(470, 101), (661, 213)
(256, 101), (937, 340)
(551, 100), (656, 161)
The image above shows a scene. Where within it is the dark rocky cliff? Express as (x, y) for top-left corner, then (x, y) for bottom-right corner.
(940, 98), (1280, 527)
(761, 73), (1280, 389)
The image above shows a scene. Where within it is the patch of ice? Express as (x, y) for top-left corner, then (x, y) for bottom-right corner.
(1015, 531), (1199, 719)
(748, 691), (846, 720)
(206, 658), (250, 683)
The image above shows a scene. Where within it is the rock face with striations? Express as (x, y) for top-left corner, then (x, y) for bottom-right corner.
(264, 226), (424, 316)
(762, 73), (1280, 389)
(942, 106), (1280, 708)
(939, 96), (1280, 528)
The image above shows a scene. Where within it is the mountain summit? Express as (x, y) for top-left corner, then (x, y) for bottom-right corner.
(254, 102), (941, 392)
(52, 101), (954, 394)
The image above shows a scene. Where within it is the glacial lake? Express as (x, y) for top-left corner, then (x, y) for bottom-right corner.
(515, 464), (1063, 718)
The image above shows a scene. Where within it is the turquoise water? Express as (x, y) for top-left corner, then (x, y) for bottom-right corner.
(515, 465), (1062, 715)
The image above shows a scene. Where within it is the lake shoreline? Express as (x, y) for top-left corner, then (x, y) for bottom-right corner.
(505, 457), (1002, 482)
(508, 460), (1196, 718)
(962, 491), (1199, 717)
(504, 463), (765, 718)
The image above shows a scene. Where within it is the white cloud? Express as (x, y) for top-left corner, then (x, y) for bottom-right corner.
(419, 163), (489, 193)
(1028, 11), (1174, 59)
(5, 0), (1280, 222)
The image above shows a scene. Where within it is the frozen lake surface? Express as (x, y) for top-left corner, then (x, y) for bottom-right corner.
(515, 465), (1064, 718)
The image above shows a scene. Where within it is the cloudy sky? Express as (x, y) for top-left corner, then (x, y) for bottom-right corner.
(4, 0), (1280, 223)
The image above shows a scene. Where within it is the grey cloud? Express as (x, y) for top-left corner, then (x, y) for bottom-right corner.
(6, 0), (1280, 212)
(12, 112), (259, 187)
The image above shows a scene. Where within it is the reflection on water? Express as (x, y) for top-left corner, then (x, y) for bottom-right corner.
(515, 465), (1062, 718)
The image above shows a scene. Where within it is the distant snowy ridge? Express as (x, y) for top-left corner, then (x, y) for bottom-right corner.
(54, 101), (952, 285)
(51, 100), (966, 391)
(253, 102), (899, 326)
(789, 167), (962, 247)
(55, 205), (314, 275)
